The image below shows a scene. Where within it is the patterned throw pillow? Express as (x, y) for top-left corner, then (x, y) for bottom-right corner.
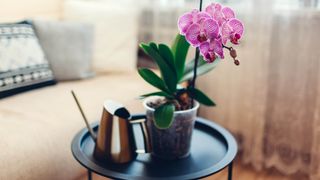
(0, 21), (56, 98)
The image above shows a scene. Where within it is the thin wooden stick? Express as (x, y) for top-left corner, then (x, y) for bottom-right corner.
(71, 90), (97, 141)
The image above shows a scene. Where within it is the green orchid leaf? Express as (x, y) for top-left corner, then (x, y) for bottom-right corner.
(149, 42), (158, 51)
(171, 34), (190, 81)
(139, 43), (177, 92)
(154, 103), (175, 129)
(138, 68), (170, 93)
(158, 44), (176, 76)
(180, 57), (220, 83)
(184, 56), (207, 74)
(188, 88), (216, 106)
(139, 91), (173, 99)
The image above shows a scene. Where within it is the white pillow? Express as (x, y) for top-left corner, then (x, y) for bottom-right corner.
(0, 21), (56, 98)
(63, 0), (139, 73)
(33, 20), (95, 81)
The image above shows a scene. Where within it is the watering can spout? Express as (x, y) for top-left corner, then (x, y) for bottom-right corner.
(104, 100), (131, 119)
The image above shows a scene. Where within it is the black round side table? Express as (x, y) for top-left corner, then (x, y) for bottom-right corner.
(71, 117), (237, 180)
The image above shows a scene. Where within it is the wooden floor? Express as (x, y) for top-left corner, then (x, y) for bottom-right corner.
(203, 163), (304, 180)
(76, 161), (307, 180)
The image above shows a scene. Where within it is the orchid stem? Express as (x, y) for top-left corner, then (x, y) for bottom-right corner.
(190, 0), (203, 107)
(191, 49), (200, 89)
(199, 0), (203, 11)
(222, 44), (232, 50)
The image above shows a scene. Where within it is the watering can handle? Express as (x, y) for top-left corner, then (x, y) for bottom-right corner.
(130, 114), (152, 154)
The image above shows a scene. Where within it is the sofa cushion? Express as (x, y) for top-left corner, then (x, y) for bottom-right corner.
(33, 20), (95, 81)
(0, 21), (56, 98)
(0, 72), (154, 180)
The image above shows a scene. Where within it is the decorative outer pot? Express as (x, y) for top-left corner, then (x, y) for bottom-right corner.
(143, 97), (199, 160)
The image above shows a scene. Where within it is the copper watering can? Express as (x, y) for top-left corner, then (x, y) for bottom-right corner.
(71, 91), (152, 164)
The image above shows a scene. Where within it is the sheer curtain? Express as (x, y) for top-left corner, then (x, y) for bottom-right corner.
(139, 0), (320, 179)
(197, 0), (320, 179)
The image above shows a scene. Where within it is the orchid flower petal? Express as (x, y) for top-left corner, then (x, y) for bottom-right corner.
(228, 18), (244, 37)
(185, 23), (201, 47)
(205, 3), (225, 25)
(221, 22), (232, 45)
(202, 18), (219, 39)
(212, 38), (224, 58)
(222, 7), (235, 20)
(199, 42), (210, 57)
(197, 11), (211, 20)
(200, 41), (219, 63)
(205, 3), (222, 14)
(178, 12), (193, 35)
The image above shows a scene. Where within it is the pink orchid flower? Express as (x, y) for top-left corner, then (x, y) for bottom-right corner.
(199, 37), (224, 63)
(221, 18), (244, 45)
(177, 3), (244, 65)
(178, 9), (211, 35)
(185, 18), (219, 47)
(205, 3), (235, 26)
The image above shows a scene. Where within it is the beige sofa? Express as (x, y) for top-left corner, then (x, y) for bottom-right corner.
(0, 72), (155, 180)
(0, 1), (152, 179)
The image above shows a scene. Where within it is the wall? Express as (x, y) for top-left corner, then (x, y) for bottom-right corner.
(0, 0), (63, 22)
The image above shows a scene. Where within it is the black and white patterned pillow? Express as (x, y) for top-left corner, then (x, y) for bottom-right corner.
(0, 21), (56, 98)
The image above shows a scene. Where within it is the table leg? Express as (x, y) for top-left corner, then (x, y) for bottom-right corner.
(227, 161), (233, 180)
(88, 170), (92, 180)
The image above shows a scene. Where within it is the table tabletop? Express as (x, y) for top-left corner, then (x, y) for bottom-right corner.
(71, 117), (237, 180)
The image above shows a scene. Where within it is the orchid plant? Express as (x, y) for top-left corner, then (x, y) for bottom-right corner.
(138, 1), (244, 129)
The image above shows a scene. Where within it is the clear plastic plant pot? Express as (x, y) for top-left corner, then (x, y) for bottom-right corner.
(143, 97), (199, 160)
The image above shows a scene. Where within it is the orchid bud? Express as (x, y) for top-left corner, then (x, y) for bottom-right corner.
(230, 48), (237, 58)
(234, 59), (240, 66)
